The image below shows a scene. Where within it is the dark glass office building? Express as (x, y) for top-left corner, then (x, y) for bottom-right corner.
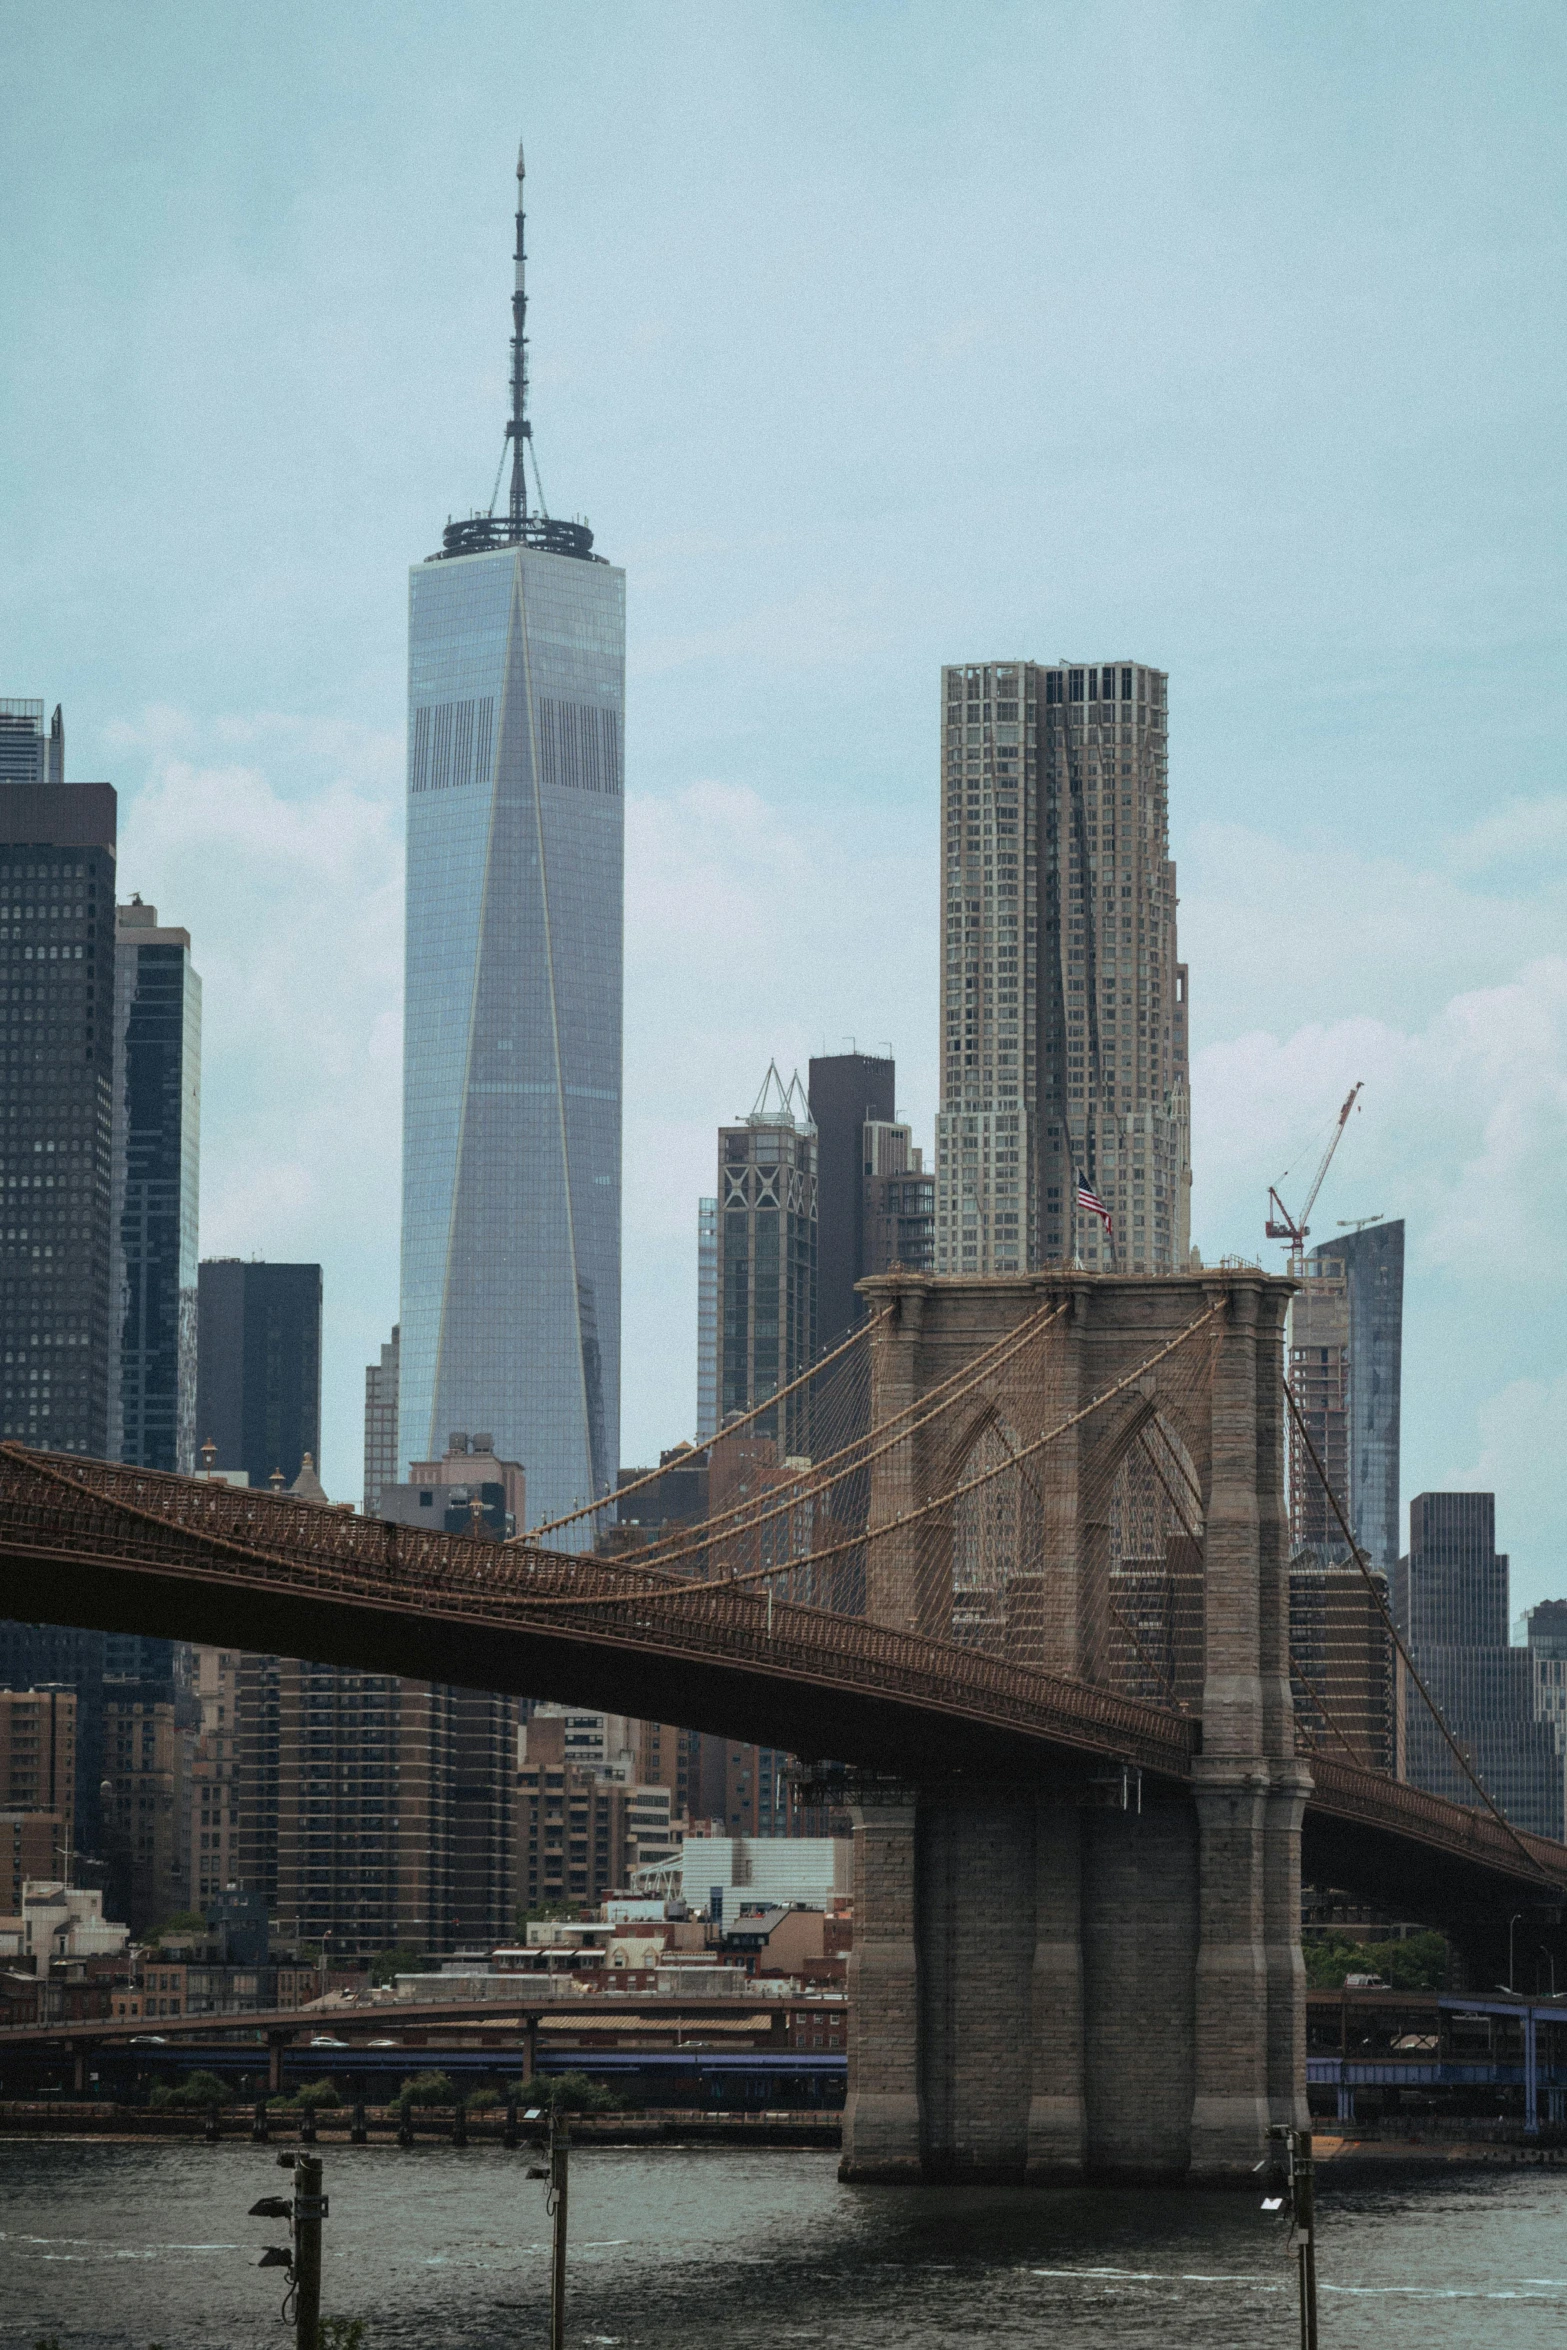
(111, 900), (201, 1471)
(0, 716), (117, 1455)
(0, 707), (188, 1890)
(808, 1052), (894, 1348)
(1394, 1490), (1563, 1837)
(196, 1259), (322, 1489)
(1292, 1219), (1404, 1571)
(718, 1066), (817, 1452)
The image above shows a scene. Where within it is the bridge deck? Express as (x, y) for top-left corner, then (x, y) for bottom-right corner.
(2, 1446), (1564, 1905)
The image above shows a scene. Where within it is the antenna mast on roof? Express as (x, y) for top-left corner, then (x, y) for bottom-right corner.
(508, 142), (533, 530)
(436, 145), (599, 563)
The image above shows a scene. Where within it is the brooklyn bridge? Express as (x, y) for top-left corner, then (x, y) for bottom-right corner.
(1, 1268), (1561, 2183)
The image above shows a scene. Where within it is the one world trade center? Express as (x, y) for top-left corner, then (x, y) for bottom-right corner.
(398, 148), (622, 1540)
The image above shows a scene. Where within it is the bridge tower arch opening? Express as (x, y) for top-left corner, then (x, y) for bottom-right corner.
(843, 1268), (1307, 2186)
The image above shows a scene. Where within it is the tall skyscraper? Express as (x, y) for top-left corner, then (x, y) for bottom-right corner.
(363, 1324), (399, 1516)
(398, 147), (623, 1541)
(862, 1120), (935, 1276)
(1394, 1491), (1563, 1836)
(110, 898), (201, 1473)
(695, 1198), (718, 1440)
(934, 660), (1190, 1275)
(1524, 1601), (1567, 1830)
(195, 1260), (322, 1490)
(1289, 1219), (1404, 1570)
(0, 712), (192, 1903)
(718, 1066), (817, 1450)
(0, 734), (117, 1452)
(0, 698), (64, 786)
(808, 1052), (894, 1346)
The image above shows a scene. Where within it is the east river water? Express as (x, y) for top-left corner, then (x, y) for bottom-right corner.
(3, 2141), (1566, 2349)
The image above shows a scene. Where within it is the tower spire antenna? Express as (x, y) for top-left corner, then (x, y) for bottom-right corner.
(508, 140), (530, 531)
(435, 141), (598, 563)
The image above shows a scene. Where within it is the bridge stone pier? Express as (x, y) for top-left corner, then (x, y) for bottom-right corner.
(840, 1269), (1309, 2184)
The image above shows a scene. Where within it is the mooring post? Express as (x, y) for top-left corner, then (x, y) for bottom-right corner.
(1294, 2126), (1318, 2350)
(549, 2106), (569, 2350)
(1271, 2121), (1317, 2350)
(292, 2150), (326, 2350)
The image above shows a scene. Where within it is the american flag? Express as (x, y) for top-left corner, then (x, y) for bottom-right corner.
(1077, 1179), (1113, 1237)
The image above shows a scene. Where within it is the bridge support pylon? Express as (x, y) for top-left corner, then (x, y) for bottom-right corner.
(841, 1268), (1308, 2186)
(840, 1766), (1307, 2185)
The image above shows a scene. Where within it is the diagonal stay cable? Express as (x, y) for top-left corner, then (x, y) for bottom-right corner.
(1286, 1641), (1381, 1769)
(956, 1357), (1214, 1715)
(516, 1306), (895, 1544)
(625, 1298), (1069, 1583)
(1132, 1357), (1376, 1764)
(1122, 1414), (1214, 1710)
(1281, 1377), (1555, 1884)
(510, 1298), (1230, 1609)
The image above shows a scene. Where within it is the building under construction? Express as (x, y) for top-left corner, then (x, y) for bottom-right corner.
(1288, 1220), (1404, 1571)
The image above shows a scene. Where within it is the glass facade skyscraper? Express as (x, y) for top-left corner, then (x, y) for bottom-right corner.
(0, 758), (117, 1452)
(1290, 1219), (1404, 1572)
(397, 540), (624, 1536)
(195, 1259), (322, 1490)
(1393, 1490), (1564, 1837)
(696, 1197), (718, 1441)
(111, 899), (201, 1472)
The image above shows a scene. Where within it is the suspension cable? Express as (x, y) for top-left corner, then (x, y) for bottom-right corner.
(516, 1307), (895, 1544)
(512, 1299), (1229, 1610)
(1282, 1376), (1553, 1882)
(624, 1299), (1069, 1582)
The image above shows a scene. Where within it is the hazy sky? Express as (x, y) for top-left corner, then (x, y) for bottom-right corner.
(5, 4), (1565, 1603)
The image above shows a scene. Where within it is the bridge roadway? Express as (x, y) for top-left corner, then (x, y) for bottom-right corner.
(2, 1444), (1566, 1920)
(0, 1991), (837, 2054)
(0, 1992), (846, 2100)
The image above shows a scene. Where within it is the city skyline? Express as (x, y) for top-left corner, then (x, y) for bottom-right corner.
(3, 11), (1565, 1606)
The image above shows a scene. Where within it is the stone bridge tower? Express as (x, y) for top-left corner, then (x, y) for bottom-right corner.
(840, 1267), (1308, 2183)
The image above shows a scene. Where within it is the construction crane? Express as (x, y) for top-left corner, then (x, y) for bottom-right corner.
(1266, 1082), (1363, 1255)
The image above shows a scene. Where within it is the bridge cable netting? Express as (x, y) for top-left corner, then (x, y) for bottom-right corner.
(519, 1305), (898, 1547)
(1282, 1377), (1553, 1879)
(508, 1300), (1231, 1720)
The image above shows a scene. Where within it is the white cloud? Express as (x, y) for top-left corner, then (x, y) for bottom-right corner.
(1191, 939), (1567, 1599)
(105, 743), (938, 1490)
(112, 713), (404, 1499)
(96, 710), (1567, 1591)
(1192, 958), (1567, 1286)
(1180, 809), (1567, 1036)
(1450, 795), (1567, 874)
(619, 775), (935, 1461)
(1438, 1369), (1567, 1613)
